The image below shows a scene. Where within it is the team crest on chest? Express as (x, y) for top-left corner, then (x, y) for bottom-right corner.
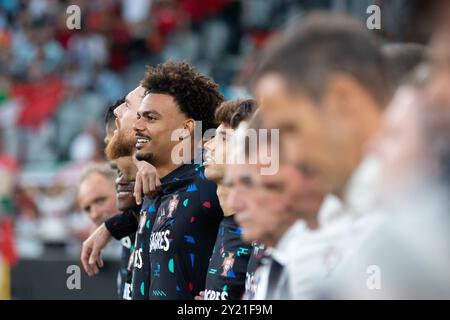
(156, 194), (180, 226)
(220, 251), (236, 277)
(138, 211), (147, 234)
(167, 194), (180, 218)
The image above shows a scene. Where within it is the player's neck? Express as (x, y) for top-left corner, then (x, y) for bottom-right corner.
(304, 212), (319, 230)
(131, 206), (141, 215)
(156, 160), (189, 179)
(217, 185), (233, 216)
(267, 217), (299, 248)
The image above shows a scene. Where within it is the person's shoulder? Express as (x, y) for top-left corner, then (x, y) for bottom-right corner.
(194, 167), (223, 217)
(141, 197), (156, 211)
(191, 165), (218, 194)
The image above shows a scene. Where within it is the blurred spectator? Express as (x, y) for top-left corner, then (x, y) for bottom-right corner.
(1, 0), (315, 168)
(69, 123), (104, 163)
(0, 136), (18, 217)
(77, 162), (118, 233)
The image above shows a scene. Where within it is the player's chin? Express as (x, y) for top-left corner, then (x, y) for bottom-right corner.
(235, 218), (254, 242)
(204, 166), (222, 182)
(135, 150), (152, 162)
(117, 198), (136, 212)
(241, 228), (258, 245)
(93, 220), (103, 228)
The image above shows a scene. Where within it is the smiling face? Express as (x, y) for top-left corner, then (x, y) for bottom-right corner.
(133, 93), (193, 168)
(106, 86), (146, 160)
(115, 156), (139, 212)
(204, 123), (234, 183)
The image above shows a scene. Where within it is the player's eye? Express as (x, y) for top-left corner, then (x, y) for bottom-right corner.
(94, 197), (107, 205)
(281, 122), (298, 133)
(263, 182), (285, 192)
(240, 176), (254, 188)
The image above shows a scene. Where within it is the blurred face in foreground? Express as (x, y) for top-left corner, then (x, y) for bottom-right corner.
(370, 86), (426, 200)
(78, 173), (118, 227)
(254, 73), (383, 198)
(227, 162), (309, 246)
(426, 31), (450, 106)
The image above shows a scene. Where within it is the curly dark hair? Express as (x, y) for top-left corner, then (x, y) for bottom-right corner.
(140, 61), (224, 134)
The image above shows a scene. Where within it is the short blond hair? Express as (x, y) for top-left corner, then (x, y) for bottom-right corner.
(79, 162), (117, 186)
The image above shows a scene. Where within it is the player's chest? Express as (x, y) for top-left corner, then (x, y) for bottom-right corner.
(151, 192), (199, 231)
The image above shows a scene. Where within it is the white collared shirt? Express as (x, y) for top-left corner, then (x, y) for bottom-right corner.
(252, 195), (354, 300)
(332, 156), (388, 270)
(251, 157), (387, 300)
(330, 179), (450, 299)
(252, 221), (306, 300)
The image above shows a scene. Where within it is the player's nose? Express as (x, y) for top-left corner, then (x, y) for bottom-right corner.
(90, 205), (103, 224)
